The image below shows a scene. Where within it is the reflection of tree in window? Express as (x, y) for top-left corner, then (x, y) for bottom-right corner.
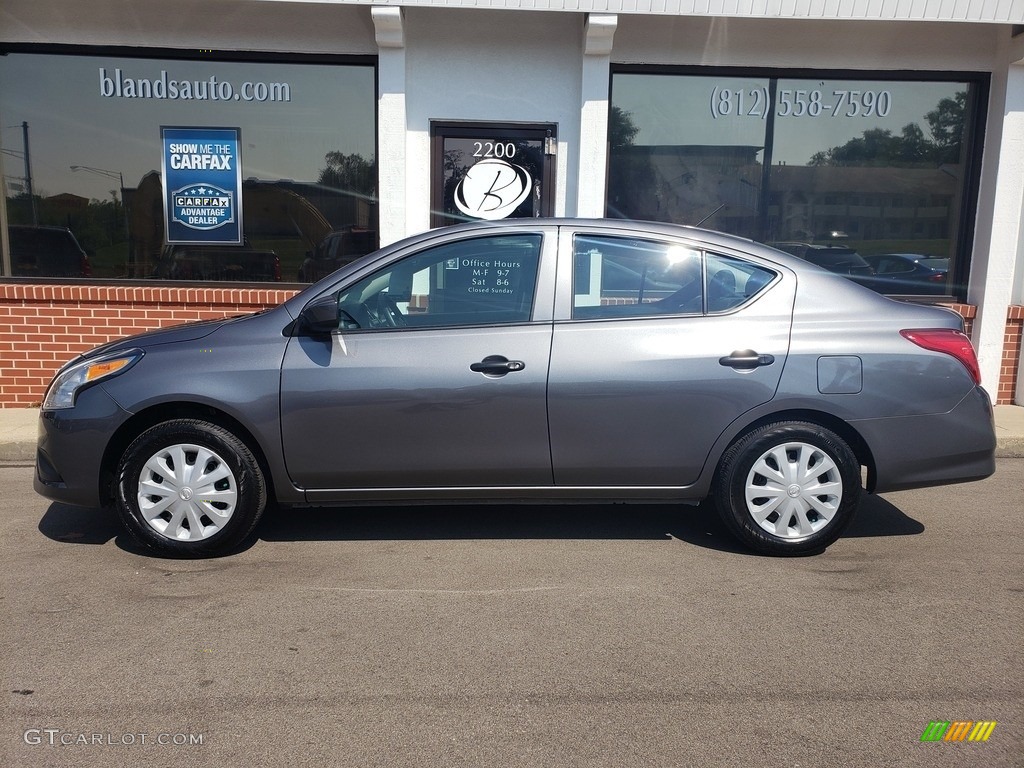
(318, 151), (375, 197)
(807, 91), (966, 168)
(606, 106), (659, 220)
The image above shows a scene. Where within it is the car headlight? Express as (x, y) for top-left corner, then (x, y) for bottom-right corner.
(43, 349), (144, 410)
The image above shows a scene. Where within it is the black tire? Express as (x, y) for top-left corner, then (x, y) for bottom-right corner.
(115, 419), (267, 557)
(713, 421), (861, 556)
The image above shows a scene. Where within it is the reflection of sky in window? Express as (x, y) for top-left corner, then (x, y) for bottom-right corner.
(612, 74), (967, 166)
(0, 54), (375, 201)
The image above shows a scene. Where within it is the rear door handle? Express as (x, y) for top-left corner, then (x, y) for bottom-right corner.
(719, 349), (775, 370)
(470, 355), (526, 376)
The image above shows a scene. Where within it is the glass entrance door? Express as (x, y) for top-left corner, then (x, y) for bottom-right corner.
(431, 122), (556, 228)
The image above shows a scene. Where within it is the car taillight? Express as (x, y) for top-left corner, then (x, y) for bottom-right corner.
(900, 329), (981, 385)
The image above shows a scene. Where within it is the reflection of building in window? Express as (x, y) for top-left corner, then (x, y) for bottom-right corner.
(608, 143), (958, 253)
(769, 165), (956, 245)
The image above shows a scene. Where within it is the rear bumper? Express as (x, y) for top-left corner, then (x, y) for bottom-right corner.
(854, 387), (996, 494)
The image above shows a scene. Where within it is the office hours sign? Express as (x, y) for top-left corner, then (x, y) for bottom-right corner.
(161, 127), (243, 244)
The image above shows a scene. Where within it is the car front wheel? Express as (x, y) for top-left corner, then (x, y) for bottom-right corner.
(713, 422), (861, 556)
(115, 419), (267, 557)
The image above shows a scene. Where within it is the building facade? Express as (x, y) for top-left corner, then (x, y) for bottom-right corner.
(2, 0), (1024, 405)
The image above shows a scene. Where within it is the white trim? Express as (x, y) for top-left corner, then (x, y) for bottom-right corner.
(372, 5), (406, 48)
(578, 14), (617, 217)
(585, 14), (618, 56)
(374, 6), (408, 245)
(332, 0), (1024, 24)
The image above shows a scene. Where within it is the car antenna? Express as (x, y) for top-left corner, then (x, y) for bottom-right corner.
(695, 203), (726, 227)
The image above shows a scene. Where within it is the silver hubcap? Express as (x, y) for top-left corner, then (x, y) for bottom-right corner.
(137, 443), (238, 541)
(744, 441), (843, 539)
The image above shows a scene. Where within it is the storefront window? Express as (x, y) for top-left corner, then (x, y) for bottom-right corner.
(608, 69), (984, 297)
(0, 49), (376, 282)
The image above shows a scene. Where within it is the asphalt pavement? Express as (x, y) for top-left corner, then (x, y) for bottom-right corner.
(3, 404), (1024, 462)
(2, 460), (1022, 767)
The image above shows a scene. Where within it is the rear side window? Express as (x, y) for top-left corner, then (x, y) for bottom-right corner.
(572, 234), (775, 319)
(573, 234), (703, 319)
(706, 253), (777, 312)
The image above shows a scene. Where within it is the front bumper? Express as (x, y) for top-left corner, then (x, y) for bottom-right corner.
(34, 385), (132, 508)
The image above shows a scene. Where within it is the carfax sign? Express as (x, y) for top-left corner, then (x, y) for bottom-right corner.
(161, 127), (243, 244)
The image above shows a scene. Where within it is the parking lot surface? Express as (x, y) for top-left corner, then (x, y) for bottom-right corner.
(3, 461), (1022, 767)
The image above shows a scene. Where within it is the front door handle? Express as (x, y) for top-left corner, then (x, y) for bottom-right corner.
(470, 355), (526, 376)
(719, 349), (775, 370)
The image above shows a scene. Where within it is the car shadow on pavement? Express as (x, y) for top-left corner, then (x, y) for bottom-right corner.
(257, 493), (925, 553)
(258, 501), (753, 554)
(36, 493), (923, 558)
(37, 503), (149, 555)
(842, 493), (925, 538)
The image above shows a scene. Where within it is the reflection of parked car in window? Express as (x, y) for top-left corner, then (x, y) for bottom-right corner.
(861, 253), (949, 295)
(769, 242), (880, 290)
(298, 228), (376, 282)
(151, 240), (280, 282)
(7, 224), (91, 278)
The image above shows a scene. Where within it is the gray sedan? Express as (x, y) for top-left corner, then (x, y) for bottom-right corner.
(34, 219), (996, 557)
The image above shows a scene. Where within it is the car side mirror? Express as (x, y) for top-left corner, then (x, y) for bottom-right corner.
(299, 295), (342, 335)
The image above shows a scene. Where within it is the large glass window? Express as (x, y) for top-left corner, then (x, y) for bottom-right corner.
(608, 70), (985, 298)
(0, 49), (376, 282)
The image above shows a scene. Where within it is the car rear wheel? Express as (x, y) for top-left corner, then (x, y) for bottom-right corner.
(115, 419), (266, 557)
(713, 421), (861, 555)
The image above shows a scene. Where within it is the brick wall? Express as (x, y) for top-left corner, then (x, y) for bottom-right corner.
(999, 305), (1024, 406)
(0, 284), (299, 407)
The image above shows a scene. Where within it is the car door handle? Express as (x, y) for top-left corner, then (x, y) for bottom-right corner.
(470, 355), (526, 376)
(719, 350), (775, 370)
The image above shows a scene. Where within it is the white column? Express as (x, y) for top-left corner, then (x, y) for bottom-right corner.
(372, 6), (406, 247)
(576, 14), (617, 218)
(971, 44), (1024, 398)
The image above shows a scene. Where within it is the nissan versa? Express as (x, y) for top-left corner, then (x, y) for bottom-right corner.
(34, 219), (997, 557)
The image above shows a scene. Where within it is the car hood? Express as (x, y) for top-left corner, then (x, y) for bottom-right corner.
(77, 314), (252, 361)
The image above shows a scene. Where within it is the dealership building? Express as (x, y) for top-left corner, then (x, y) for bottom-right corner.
(2, 0), (1024, 406)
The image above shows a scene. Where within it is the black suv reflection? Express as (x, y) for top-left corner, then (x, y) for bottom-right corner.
(7, 225), (91, 278)
(151, 240), (280, 282)
(770, 242), (877, 288)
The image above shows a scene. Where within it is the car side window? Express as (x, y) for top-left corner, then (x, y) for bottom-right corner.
(706, 252), (777, 312)
(572, 234), (704, 320)
(571, 235), (777, 319)
(337, 234), (542, 330)
(876, 257), (912, 275)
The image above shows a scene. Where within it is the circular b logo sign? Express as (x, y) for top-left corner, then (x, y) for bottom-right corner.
(454, 159), (532, 221)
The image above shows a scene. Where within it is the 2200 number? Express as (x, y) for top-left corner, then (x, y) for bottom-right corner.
(473, 141), (517, 158)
